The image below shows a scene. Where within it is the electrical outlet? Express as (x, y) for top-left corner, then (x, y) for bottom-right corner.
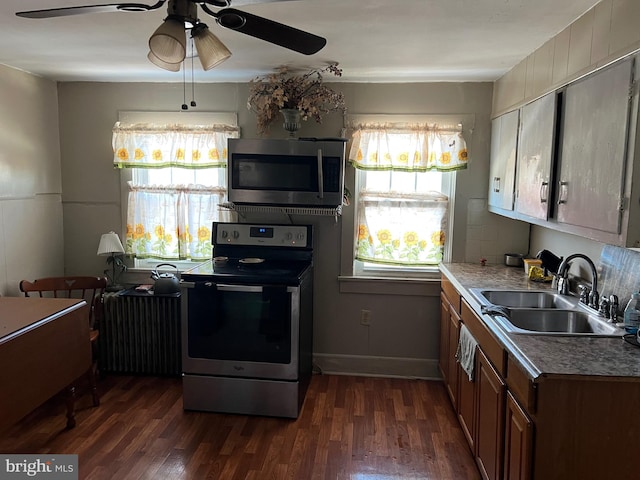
(360, 309), (371, 326)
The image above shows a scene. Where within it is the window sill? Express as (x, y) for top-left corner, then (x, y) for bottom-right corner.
(338, 275), (441, 296)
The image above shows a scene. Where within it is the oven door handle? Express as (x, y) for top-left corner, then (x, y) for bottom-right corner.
(217, 283), (298, 293)
(181, 282), (296, 293)
(317, 148), (324, 199)
(217, 284), (263, 293)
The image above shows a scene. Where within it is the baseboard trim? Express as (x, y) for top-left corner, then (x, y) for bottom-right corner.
(312, 353), (442, 380)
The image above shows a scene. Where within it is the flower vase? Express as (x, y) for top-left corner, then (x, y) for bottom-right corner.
(280, 108), (301, 137)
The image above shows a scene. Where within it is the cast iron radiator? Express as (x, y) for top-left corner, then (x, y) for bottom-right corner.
(99, 290), (181, 376)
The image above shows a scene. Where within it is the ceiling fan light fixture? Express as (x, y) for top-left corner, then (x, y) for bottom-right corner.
(149, 16), (186, 64)
(192, 24), (232, 71)
(147, 50), (181, 72)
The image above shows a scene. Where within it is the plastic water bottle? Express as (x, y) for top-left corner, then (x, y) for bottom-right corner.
(623, 292), (640, 334)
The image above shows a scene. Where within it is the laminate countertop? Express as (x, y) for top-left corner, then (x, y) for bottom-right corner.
(440, 263), (640, 381)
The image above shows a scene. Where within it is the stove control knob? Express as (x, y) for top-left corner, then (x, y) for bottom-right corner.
(232, 230), (240, 239)
(220, 230), (228, 239)
(297, 233), (305, 241)
(285, 232), (293, 241)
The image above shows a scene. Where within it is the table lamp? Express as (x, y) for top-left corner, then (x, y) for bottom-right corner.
(97, 231), (126, 292)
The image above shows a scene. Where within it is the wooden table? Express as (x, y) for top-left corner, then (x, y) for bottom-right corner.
(0, 297), (90, 432)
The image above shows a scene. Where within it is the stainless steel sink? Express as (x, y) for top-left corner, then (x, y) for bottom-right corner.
(491, 308), (623, 336)
(468, 288), (624, 337)
(469, 288), (577, 309)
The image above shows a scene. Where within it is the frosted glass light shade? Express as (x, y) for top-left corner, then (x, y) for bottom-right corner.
(97, 232), (125, 256)
(147, 51), (181, 71)
(192, 25), (231, 70)
(149, 17), (187, 64)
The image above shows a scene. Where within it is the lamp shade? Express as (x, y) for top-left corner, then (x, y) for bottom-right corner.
(147, 50), (182, 72)
(97, 232), (125, 256)
(149, 17), (187, 64)
(192, 24), (231, 70)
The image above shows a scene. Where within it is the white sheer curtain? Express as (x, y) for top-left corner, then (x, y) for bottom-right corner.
(349, 123), (467, 266)
(125, 184), (234, 261)
(113, 122), (239, 261)
(355, 192), (449, 266)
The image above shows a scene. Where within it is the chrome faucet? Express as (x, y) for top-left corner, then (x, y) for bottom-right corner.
(556, 253), (599, 309)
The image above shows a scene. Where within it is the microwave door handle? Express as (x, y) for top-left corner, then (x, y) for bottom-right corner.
(317, 148), (324, 199)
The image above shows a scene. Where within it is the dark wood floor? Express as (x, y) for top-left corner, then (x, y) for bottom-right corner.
(0, 374), (480, 479)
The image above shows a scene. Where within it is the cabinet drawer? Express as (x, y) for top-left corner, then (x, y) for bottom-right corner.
(506, 355), (536, 414)
(441, 275), (461, 314)
(461, 299), (506, 376)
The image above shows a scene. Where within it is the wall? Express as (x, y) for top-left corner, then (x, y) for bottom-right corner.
(56, 80), (527, 378)
(493, 0), (640, 116)
(0, 64), (64, 296)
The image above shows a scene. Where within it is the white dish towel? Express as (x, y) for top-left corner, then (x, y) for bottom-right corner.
(456, 324), (478, 381)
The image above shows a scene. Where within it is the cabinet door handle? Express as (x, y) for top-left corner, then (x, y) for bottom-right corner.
(540, 181), (549, 203)
(557, 181), (569, 205)
(493, 177), (501, 193)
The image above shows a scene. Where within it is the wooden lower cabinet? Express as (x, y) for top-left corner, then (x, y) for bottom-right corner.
(476, 348), (506, 480)
(440, 274), (640, 479)
(440, 280), (526, 480)
(446, 308), (460, 406)
(440, 291), (460, 409)
(452, 335), (507, 480)
(503, 392), (532, 480)
(457, 355), (476, 451)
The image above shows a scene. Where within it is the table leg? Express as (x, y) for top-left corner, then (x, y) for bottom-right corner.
(65, 385), (77, 429)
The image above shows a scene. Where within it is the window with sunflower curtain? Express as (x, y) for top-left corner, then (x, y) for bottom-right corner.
(348, 122), (467, 267)
(112, 122), (239, 262)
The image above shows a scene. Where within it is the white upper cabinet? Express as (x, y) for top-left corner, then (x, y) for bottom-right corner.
(556, 59), (633, 234)
(488, 110), (519, 212)
(487, 56), (640, 247)
(515, 92), (557, 220)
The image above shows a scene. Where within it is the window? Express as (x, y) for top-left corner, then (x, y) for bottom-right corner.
(346, 119), (468, 277)
(355, 169), (451, 274)
(113, 113), (239, 269)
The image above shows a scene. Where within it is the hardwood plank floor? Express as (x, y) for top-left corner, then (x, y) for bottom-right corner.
(0, 374), (480, 479)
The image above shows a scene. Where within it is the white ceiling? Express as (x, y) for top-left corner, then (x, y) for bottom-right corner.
(0, 0), (601, 83)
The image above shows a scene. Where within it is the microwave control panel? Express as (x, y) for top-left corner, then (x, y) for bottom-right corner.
(214, 223), (311, 248)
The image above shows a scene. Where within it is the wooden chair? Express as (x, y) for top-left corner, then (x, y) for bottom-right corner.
(19, 276), (108, 407)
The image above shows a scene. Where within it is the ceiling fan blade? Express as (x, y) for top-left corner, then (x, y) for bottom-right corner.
(16, 2), (166, 19)
(202, 0), (299, 6)
(210, 7), (326, 55)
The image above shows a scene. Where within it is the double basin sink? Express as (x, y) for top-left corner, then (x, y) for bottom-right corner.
(468, 288), (624, 337)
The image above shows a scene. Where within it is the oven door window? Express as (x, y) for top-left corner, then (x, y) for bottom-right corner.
(187, 284), (291, 364)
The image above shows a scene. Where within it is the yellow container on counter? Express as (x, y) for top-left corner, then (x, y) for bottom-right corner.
(523, 258), (543, 275)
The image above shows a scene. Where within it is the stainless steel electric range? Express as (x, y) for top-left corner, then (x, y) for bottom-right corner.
(180, 222), (313, 418)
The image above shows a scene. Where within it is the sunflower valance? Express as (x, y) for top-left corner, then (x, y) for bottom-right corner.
(348, 123), (468, 172)
(112, 122), (240, 169)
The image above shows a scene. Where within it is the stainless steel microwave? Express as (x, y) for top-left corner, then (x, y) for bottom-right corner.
(227, 138), (346, 207)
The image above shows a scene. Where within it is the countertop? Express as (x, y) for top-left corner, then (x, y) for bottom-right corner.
(440, 263), (640, 381)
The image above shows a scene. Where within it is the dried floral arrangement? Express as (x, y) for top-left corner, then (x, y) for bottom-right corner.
(247, 63), (346, 135)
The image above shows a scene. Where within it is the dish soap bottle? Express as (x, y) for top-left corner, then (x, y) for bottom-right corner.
(623, 292), (640, 334)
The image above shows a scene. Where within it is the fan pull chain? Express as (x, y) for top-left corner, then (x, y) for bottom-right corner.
(190, 41), (196, 108)
(181, 60), (188, 110)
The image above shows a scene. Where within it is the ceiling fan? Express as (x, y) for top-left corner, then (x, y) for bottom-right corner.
(15, 0), (327, 71)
